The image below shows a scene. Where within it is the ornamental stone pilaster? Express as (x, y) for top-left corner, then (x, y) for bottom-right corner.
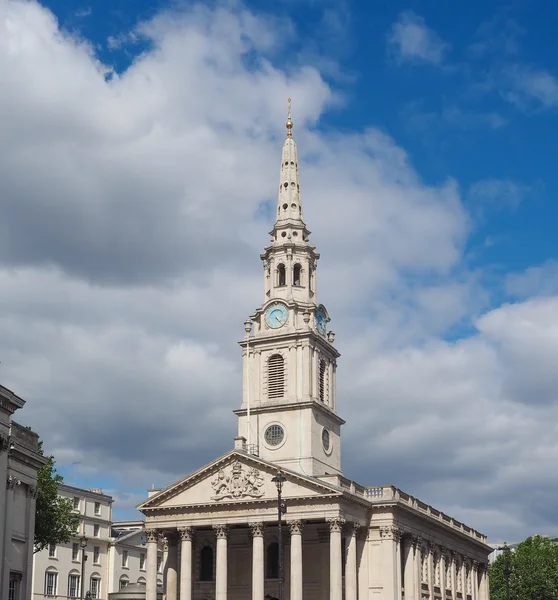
(250, 523), (265, 600)
(213, 525), (229, 600)
(289, 521), (304, 600)
(178, 528), (194, 600)
(145, 529), (159, 600)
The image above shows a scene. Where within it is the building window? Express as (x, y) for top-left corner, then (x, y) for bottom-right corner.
(120, 577), (129, 590)
(319, 359), (326, 402)
(93, 546), (100, 564)
(48, 543), (56, 558)
(267, 354), (285, 399)
(73, 497), (80, 510)
(293, 264), (302, 286)
(157, 555), (162, 573)
(9, 573), (21, 600)
(264, 424), (285, 447)
(90, 576), (101, 599)
(140, 553), (146, 571)
(200, 546), (214, 581)
(72, 543), (79, 561)
(122, 550), (128, 567)
(138, 577), (146, 585)
(44, 570), (58, 596)
(94, 524), (100, 537)
(94, 502), (101, 516)
(277, 264), (286, 286)
(266, 542), (279, 579)
(68, 573), (80, 598)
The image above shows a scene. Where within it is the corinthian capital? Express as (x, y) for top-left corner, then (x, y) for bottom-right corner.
(288, 520), (304, 535)
(178, 527), (194, 542)
(213, 524), (229, 539)
(327, 518), (346, 533)
(249, 522), (265, 537)
(380, 525), (403, 542)
(145, 529), (159, 543)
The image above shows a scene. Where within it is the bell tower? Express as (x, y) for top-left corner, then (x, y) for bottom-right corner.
(234, 101), (344, 477)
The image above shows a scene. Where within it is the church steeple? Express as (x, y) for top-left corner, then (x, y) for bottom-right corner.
(235, 100), (344, 478)
(274, 99), (305, 229)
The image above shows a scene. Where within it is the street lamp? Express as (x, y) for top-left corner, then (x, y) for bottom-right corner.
(79, 535), (88, 600)
(496, 543), (511, 600)
(271, 469), (287, 600)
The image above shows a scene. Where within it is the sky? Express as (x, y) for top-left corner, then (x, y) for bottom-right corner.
(1, 0), (558, 543)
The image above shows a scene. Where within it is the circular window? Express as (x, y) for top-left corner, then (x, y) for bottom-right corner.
(322, 428), (330, 452)
(265, 424), (285, 447)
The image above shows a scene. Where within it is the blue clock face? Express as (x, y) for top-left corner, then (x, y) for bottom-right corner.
(265, 303), (289, 329)
(316, 310), (326, 335)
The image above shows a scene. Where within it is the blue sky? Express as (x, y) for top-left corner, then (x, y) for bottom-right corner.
(2, 0), (558, 540)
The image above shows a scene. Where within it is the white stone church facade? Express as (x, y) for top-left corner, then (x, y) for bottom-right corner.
(138, 107), (492, 600)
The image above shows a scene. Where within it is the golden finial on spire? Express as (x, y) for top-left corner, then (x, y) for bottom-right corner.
(286, 97), (293, 137)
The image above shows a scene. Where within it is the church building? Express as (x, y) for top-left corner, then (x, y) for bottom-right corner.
(138, 105), (492, 600)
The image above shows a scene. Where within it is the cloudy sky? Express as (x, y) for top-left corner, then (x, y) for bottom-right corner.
(2, 0), (558, 542)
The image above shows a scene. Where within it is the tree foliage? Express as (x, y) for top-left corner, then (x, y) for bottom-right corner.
(490, 536), (558, 600)
(34, 441), (80, 553)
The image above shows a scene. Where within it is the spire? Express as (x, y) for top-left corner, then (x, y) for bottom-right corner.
(275, 99), (305, 230)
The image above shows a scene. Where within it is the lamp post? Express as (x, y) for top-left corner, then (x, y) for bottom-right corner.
(496, 543), (510, 600)
(271, 469), (287, 600)
(79, 535), (88, 600)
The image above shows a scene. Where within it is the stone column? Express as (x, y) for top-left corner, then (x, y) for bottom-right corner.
(146, 529), (159, 600)
(479, 564), (489, 600)
(250, 522), (265, 600)
(426, 545), (434, 597)
(214, 524), (229, 600)
(472, 562), (479, 600)
(165, 533), (179, 600)
(439, 548), (447, 598)
(450, 553), (457, 598)
(179, 527), (194, 600)
(414, 538), (423, 600)
(328, 518), (345, 600)
(404, 535), (421, 600)
(345, 523), (359, 600)
(289, 521), (304, 600)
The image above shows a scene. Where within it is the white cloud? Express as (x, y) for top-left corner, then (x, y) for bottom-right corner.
(0, 0), (557, 540)
(504, 65), (558, 109)
(387, 11), (448, 65)
(469, 178), (531, 211)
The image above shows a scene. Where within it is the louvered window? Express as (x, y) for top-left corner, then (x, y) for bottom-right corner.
(268, 354), (285, 399)
(319, 359), (326, 402)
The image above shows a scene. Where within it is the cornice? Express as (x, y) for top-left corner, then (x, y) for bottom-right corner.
(233, 400), (345, 426)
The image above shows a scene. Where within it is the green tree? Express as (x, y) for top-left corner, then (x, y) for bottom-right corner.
(490, 536), (558, 600)
(34, 441), (80, 553)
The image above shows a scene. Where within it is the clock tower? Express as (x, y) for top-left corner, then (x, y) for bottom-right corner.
(235, 102), (344, 477)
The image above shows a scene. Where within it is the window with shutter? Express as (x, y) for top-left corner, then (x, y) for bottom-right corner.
(319, 359), (326, 402)
(268, 354), (285, 399)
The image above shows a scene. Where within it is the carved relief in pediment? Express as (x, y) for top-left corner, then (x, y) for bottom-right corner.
(210, 460), (264, 501)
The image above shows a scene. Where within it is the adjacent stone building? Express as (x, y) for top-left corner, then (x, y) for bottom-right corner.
(0, 384), (47, 600)
(137, 107), (493, 600)
(32, 487), (165, 599)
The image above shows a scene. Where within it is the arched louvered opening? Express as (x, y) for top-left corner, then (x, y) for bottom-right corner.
(277, 264), (286, 286)
(268, 354), (285, 399)
(293, 263), (302, 286)
(266, 542), (279, 579)
(319, 359), (326, 402)
(200, 546), (214, 581)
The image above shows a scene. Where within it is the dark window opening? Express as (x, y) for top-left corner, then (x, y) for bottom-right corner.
(266, 543), (279, 579)
(293, 264), (302, 286)
(277, 264), (286, 286)
(200, 546), (214, 581)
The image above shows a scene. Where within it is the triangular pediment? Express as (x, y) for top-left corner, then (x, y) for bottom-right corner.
(137, 451), (341, 511)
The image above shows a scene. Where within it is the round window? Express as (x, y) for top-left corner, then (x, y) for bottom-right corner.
(322, 428), (330, 452)
(265, 424), (285, 447)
